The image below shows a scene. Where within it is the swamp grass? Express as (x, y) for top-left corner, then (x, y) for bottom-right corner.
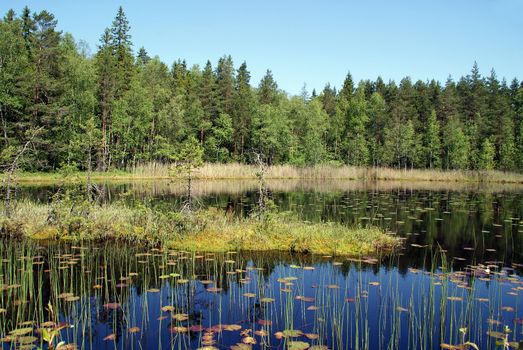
(7, 162), (523, 184)
(0, 201), (399, 257)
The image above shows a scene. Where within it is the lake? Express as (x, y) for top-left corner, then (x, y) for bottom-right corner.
(2, 180), (523, 349)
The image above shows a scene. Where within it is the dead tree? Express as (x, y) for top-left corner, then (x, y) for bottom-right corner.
(1, 128), (42, 217)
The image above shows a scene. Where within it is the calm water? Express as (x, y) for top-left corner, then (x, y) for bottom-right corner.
(3, 180), (523, 349)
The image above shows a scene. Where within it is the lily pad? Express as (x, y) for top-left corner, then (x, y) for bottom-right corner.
(288, 341), (310, 350)
(282, 329), (303, 338)
(9, 328), (33, 336)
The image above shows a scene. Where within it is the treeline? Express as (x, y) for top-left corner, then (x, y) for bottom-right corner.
(1, 7), (523, 172)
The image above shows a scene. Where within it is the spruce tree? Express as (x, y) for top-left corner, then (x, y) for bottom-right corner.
(215, 55), (235, 115)
(232, 62), (254, 158)
(258, 70), (278, 105)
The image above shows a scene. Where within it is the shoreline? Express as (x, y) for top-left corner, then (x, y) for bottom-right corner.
(5, 163), (523, 184)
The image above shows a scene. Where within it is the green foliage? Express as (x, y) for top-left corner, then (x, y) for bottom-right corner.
(205, 113), (233, 162)
(443, 116), (470, 170)
(478, 137), (496, 170)
(423, 110), (441, 168)
(173, 136), (204, 175)
(251, 104), (292, 164)
(343, 84), (369, 166)
(0, 7), (521, 173)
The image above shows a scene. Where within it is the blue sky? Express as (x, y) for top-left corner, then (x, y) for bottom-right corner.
(2, 1), (522, 94)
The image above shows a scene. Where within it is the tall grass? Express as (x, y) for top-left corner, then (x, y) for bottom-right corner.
(9, 162), (523, 184)
(130, 162), (523, 183)
(0, 242), (519, 349)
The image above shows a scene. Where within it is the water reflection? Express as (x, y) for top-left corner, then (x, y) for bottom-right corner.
(0, 244), (522, 350)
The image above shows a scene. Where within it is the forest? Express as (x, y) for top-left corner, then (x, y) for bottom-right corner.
(1, 6), (523, 173)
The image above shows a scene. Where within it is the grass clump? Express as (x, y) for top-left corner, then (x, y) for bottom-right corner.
(170, 212), (397, 256)
(0, 201), (398, 257)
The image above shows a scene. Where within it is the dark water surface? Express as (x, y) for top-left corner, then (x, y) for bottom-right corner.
(2, 180), (523, 349)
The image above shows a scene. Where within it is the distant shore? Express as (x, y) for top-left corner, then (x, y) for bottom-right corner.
(6, 163), (523, 184)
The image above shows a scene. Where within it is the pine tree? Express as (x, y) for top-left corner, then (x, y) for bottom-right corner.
(29, 10), (64, 169)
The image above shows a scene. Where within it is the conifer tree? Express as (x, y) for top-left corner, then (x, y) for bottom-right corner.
(258, 70), (278, 105)
(232, 62), (254, 158)
(215, 55), (235, 115)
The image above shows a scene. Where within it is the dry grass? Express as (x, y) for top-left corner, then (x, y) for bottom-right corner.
(130, 162), (523, 183)
(8, 162), (523, 184)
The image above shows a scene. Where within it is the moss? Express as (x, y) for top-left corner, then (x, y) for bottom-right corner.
(1, 201), (400, 257)
(31, 228), (60, 240)
(167, 211), (398, 256)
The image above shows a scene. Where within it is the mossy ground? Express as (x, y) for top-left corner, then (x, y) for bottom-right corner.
(0, 202), (399, 257)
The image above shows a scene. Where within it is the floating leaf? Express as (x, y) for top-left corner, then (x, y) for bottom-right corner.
(172, 313), (189, 321)
(282, 329), (303, 338)
(487, 330), (505, 339)
(170, 326), (188, 333)
(161, 305), (175, 312)
(254, 329), (268, 336)
(231, 344), (252, 350)
(128, 327), (140, 334)
(260, 298), (274, 303)
(103, 334), (116, 341)
(103, 303), (121, 310)
(16, 336), (37, 344)
(9, 328), (33, 336)
(288, 341), (310, 350)
(242, 336), (256, 345)
(447, 297), (463, 302)
(189, 325), (204, 332)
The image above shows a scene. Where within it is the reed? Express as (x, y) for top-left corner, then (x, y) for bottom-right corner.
(8, 162), (523, 184)
(0, 242), (518, 349)
(128, 162), (523, 184)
